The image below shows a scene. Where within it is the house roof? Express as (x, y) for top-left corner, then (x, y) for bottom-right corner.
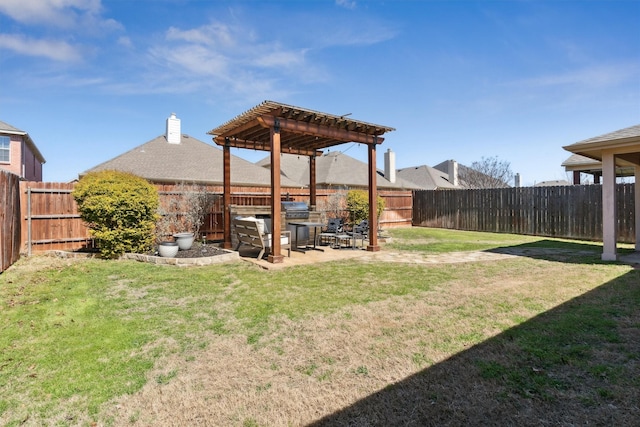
(396, 164), (458, 190)
(535, 179), (571, 187)
(563, 124), (640, 167)
(208, 100), (395, 156)
(0, 120), (46, 163)
(561, 153), (635, 176)
(257, 151), (421, 190)
(81, 134), (302, 187)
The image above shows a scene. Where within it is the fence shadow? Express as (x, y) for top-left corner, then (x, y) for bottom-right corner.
(486, 239), (637, 265)
(308, 270), (640, 426)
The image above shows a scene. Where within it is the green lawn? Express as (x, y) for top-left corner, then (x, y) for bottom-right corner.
(1, 227), (638, 426)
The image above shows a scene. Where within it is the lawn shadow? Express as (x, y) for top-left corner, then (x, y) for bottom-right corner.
(486, 239), (637, 265)
(308, 269), (640, 426)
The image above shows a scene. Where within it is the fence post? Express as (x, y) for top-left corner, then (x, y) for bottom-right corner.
(27, 186), (32, 257)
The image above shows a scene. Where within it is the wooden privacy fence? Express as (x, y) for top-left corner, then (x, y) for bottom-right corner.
(413, 184), (636, 243)
(1, 170), (21, 272)
(16, 181), (413, 254)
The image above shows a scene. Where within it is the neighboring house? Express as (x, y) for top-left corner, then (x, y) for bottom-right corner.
(562, 153), (635, 185)
(81, 113), (302, 187)
(0, 120), (45, 181)
(433, 159), (512, 189)
(397, 161), (459, 190)
(535, 179), (571, 187)
(256, 148), (421, 190)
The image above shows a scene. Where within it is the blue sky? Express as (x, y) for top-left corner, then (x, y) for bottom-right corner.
(1, 0), (638, 185)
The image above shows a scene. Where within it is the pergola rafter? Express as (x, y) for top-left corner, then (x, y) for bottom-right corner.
(208, 100), (395, 263)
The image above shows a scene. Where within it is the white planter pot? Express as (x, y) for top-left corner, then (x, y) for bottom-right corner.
(173, 232), (195, 250)
(158, 242), (179, 257)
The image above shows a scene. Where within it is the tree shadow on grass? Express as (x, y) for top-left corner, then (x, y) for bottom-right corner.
(486, 239), (637, 265)
(308, 269), (640, 427)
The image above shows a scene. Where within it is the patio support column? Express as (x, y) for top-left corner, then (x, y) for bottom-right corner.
(268, 120), (284, 263)
(572, 171), (581, 185)
(222, 138), (232, 249)
(601, 150), (617, 261)
(367, 140), (380, 252)
(635, 165), (640, 251)
(309, 154), (317, 209)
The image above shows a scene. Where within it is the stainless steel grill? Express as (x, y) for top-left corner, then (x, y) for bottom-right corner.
(281, 201), (309, 219)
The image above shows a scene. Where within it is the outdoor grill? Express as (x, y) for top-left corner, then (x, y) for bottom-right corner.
(281, 201), (310, 220)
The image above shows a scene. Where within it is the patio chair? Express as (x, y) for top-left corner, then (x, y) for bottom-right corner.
(348, 220), (369, 248)
(318, 218), (344, 246)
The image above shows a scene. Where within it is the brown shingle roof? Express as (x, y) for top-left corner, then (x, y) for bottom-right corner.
(81, 134), (302, 187)
(397, 165), (458, 190)
(257, 151), (420, 190)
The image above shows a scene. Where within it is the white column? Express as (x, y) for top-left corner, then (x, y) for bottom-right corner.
(601, 151), (618, 261)
(635, 165), (640, 251)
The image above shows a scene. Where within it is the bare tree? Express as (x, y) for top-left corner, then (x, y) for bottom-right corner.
(459, 156), (514, 188)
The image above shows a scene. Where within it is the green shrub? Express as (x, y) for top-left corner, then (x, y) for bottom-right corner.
(346, 190), (385, 224)
(73, 170), (159, 258)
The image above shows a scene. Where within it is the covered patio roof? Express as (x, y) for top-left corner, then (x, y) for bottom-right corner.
(208, 100), (395, 263)
(563, 124), (640, 260)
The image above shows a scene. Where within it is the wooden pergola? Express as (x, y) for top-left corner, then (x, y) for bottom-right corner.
(563, 124), (640, 261)
(208, 100), (395, 263)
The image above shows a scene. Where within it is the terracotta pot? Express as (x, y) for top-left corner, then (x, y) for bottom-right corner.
(173, 232), (195, 250)
(158, 241), (179, 257)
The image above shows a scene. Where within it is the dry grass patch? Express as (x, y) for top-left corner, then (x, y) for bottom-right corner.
(103, 257), (638, 426)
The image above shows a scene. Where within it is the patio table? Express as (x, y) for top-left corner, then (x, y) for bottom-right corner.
(287, 221), (325, 253)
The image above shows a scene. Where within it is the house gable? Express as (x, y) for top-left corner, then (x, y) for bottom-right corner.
(0, 120), (45, 181)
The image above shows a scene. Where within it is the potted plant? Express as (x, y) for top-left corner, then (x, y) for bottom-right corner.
(155, 182), (218, 252)
(158, 241), (179, 257)
(173, 232), (195, 250)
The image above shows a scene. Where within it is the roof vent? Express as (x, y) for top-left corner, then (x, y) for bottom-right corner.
(166, 113), (181, 144)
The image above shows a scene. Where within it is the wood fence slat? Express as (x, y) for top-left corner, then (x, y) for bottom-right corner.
(1, 170), (21, 272)
(413, 184), (635, 244)
(12, 183), (412, 254)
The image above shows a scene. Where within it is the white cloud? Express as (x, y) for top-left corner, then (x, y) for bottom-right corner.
(0, 0), (122, 36)
(117, 36), (133, 49)
(253, 49), (307, 68)
(336, 0), (357, 10)
(0, 0), (101, 27)
(0, 33), (82, 62)
(512, 63), (639, 89)
(151, 21), (313, 83)
(150, 44), (229, 76)
(166, 23), (236, 47)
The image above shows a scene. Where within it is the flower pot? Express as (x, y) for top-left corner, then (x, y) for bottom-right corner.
(173, 232), (195, 250)
(158, 241), (179, 257)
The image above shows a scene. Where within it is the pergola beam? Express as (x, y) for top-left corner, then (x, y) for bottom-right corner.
(258, 115), (385, 145)
(213, 136), (322, 157)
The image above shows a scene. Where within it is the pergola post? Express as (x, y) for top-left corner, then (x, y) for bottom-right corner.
(601, 150), (618, 261)
(268, 120), (284, 263)
(209, 101), (395, 263)
(223, 139), (232, 249)
(309, 154), (317, 209)
(367, 141), (380, 252)
(572, 171), (581, 185)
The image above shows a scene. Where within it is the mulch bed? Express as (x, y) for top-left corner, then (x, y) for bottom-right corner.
(165, 241), (229, 258)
